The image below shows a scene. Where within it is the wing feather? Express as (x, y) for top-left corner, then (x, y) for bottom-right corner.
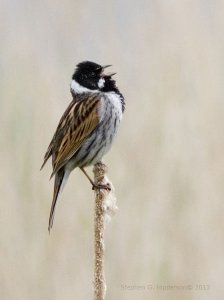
(46, 94), (101, 177)
(40, 99), (78, 170)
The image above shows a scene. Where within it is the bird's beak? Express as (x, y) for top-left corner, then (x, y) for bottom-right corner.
(102, 65), (112, 69)
(101, 65), (116, 77)
(105, 72), (116, 77)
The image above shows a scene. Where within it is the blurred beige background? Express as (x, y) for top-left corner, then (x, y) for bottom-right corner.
(1, 0), (224, 299)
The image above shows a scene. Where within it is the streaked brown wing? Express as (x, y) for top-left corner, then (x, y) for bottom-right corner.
(50, 94), (101, 177)
(40, 100), (77, 170)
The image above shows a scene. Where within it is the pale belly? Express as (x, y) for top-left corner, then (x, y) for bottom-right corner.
(66, 92), (122, 170)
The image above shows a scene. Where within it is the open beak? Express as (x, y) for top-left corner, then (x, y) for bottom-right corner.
(102, 64), (112, 69)
(101, 65), (116, 77)
(104, 72), (116, 77)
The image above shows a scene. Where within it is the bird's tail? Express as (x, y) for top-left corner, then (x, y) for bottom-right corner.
(48, 168), (70, 232)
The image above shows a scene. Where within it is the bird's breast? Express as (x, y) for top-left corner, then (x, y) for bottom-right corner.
(101, 92), (123, 122)
(66, 92), (123, 168)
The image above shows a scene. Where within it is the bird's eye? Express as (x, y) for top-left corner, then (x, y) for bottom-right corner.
(90, 72), (95, 77)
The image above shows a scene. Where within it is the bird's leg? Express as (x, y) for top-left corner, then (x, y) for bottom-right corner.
(80, 167), (95, 186)
(80, 167), (111, 191)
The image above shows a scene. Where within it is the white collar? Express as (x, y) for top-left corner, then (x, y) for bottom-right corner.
(71, 79), (98, 94)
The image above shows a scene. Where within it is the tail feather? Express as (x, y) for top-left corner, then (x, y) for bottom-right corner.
(48, 168), (70, 232)
(40, 145), (53, 171)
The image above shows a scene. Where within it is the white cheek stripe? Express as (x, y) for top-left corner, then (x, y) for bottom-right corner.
(98, 78), (105, 88)
(71, 79), (97, 94)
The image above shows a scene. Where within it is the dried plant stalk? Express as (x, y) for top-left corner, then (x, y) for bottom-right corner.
(93, 163), (107, 300)
(93, 162), (117, 300)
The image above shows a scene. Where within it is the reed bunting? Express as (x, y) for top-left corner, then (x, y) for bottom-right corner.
(41, 61), (125, 231)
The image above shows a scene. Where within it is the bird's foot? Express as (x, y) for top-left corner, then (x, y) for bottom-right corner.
(92, 182), (111, 191)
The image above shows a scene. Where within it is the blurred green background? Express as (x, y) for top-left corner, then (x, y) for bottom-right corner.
(1, 1), (224, 299)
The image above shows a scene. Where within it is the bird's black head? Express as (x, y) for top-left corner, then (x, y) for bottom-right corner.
(71, 61), (112, 92)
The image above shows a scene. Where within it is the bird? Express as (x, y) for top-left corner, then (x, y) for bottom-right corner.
(41, 61), (125, 231)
